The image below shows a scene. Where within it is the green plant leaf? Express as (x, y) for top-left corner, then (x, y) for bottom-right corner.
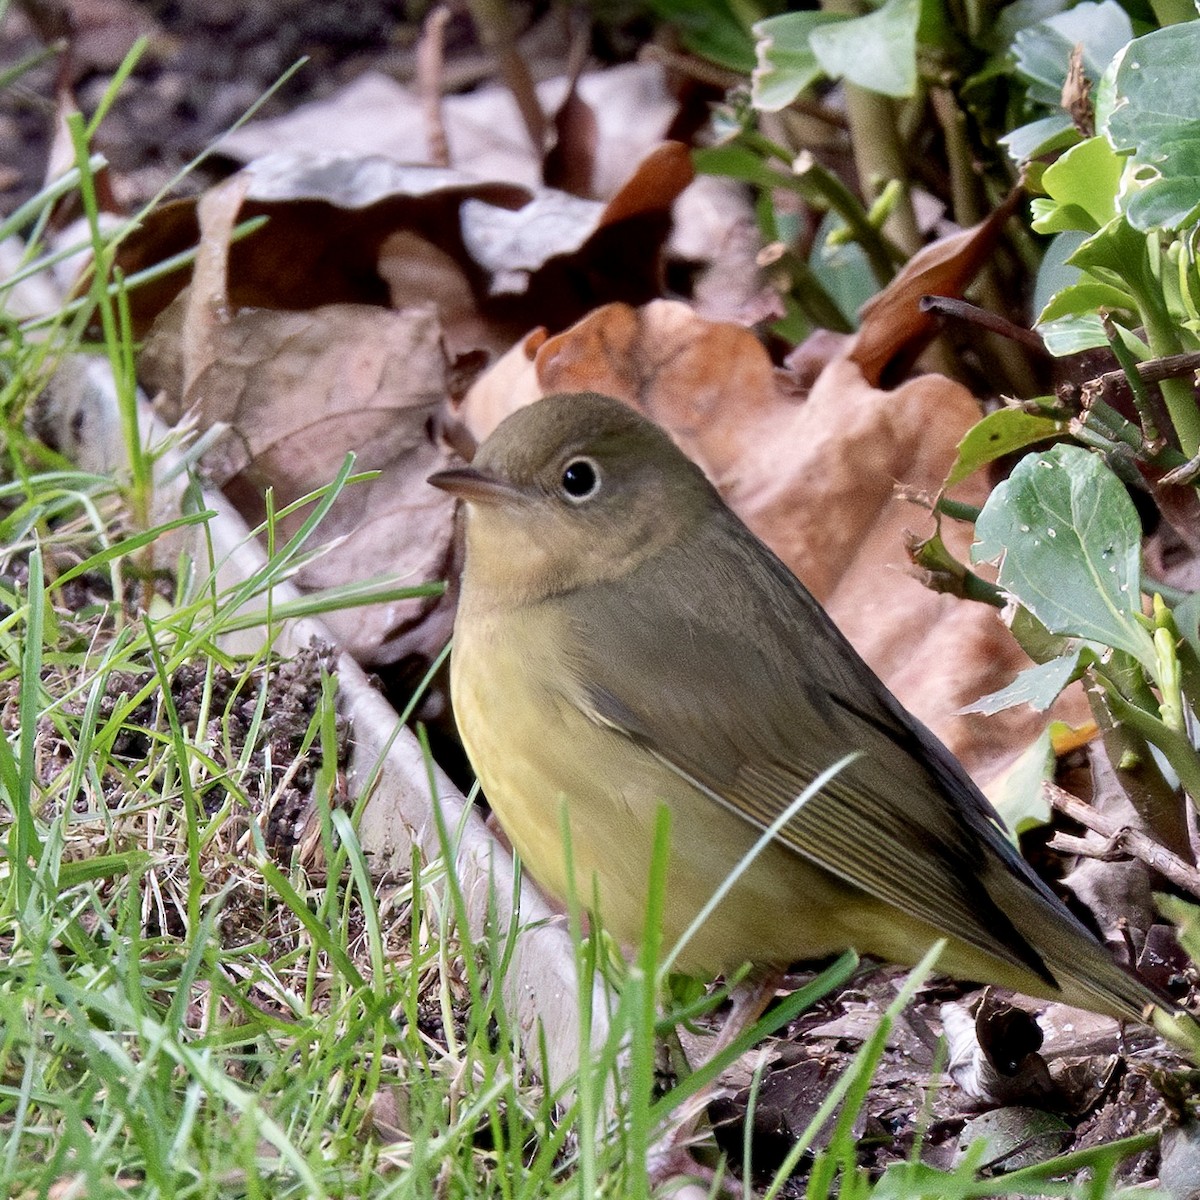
(1010, 0), (1133, 105)
(1106, 20), (1200, 230)
(1174, 589), (1200, 659)
(972, 444), (1157, 667)
(751, 12), (847, 111)
(1036, 311), (1111, 353)
(1036, 278), (1137, 322)
(1000, 114), (1078, 164)
(1066, 214), (1155, 295)
(1158, 894), (1200, 967)
(987, 0), (1073, 52)
(983, 722), (1063, 834)
(646, 0), (756, 70)
(809, 0), (921, 98)
(809, 208), (874, 329)
(960, 649), (1090, 715)
(1032, 229), (1087, 316)
(1121, 142), (1200, 231)
(693, 143), (788, 190)
(1031, 135), (1125, 234)
(945, 408), (1066, 486)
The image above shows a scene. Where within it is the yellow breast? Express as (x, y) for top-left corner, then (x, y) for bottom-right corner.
(449, 601), (862, 975)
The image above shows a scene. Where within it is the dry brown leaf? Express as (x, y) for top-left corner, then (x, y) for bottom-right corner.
(114, 156), (530, 337)
(456, 299), (1086, 781)
(153, 300), (458, 666)
(217, 63), (683, 200)
(140, 176), (458, 669)
(848, 188), (1024, 386)
(543, 33), (598, 197)
(1061, 744), (1155, 951)
(117, 146), (689, 358)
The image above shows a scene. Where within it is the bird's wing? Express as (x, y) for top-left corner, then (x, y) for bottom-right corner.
(565, 513), (1074, 985)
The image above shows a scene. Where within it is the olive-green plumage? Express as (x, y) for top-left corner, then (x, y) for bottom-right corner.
(430, 391), (1169, 1024)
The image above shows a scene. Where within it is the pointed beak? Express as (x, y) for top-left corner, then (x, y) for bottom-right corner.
(428, 466), (523, 505)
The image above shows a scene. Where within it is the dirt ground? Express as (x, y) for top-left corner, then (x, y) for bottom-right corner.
(2, 0), (481, 215)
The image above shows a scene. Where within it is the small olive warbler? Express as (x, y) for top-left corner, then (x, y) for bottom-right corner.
(430, 391), (1175, 1025)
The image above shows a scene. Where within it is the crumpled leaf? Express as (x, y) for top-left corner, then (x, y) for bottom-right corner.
(217, 63), (685, 200)
(848, 188), (1024, 386)
(115, 154), (528, 338)
(139, 176), (458, 668)
(1060, 742), (1157, 952)
(452, 299), (1090, 781)
(117, 145), (692, 358)
(954, 1105), (1071, 1169)
(942, 992), (1055, 1106)
(1159, 1120), (1200, 1200)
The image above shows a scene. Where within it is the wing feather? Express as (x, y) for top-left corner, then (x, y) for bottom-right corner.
(568, 509), (1072, 985)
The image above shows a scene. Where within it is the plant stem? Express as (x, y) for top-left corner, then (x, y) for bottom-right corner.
(1090, 672), (1199, 860)
(817, 0), (921, 257)
(739, 130), (902, 284)
(1135, 238), (1200, 456)
(759, 243), (854, 332)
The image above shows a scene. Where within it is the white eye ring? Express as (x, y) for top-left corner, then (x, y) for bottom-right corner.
(559, 456), (602, 502)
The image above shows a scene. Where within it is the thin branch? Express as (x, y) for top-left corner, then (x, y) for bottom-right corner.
(1082, 349), (1200, 396)
(918, 295), (1049, 353)
(417, 6), (452, 168)
(466, 0), (546, 160)
(1045, 781), (1200, 901)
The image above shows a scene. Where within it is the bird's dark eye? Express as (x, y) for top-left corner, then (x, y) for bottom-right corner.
(560, 457), (600, 501)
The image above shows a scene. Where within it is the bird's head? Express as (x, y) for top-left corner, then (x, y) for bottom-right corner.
(429, 392), (717, 606)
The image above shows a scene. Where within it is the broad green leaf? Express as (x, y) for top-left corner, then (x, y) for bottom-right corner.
(1032, 135), (1124, 234)
(1036, 278), (1137, 323)
(1121, 142), (1200, 231)
(945, 408), (1065, 486)
(1174, 589), (1200, 660)
(960, 649), (1089, 715)
(692, 144), (787, 190)
(1032, 229), (1087, 316)
(751, 12), (847, 111)
(1008, 602), (1079, 663)
(1030, 198), (1101, 234)
(1151, 0), (1199, 22)
(1036, 311), (1111, 353)
(809, 209), (874, 329)
(987, 0), (1073, 52)
(1158, 894), (1200, 967)
(1106, 22), (1200, 230)
(1010, 0), (1133, 105)
(646, 0), (756, 70)
(1066, 215), (1155, 296)
(972, 444), (1156, 667)
(983, 723), (1066, 835)
(1000, 114), (1077, 164)
(810, 0), (921, 98)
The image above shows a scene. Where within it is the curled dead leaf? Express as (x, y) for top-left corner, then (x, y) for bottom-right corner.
(848, 188), (1024, 387)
